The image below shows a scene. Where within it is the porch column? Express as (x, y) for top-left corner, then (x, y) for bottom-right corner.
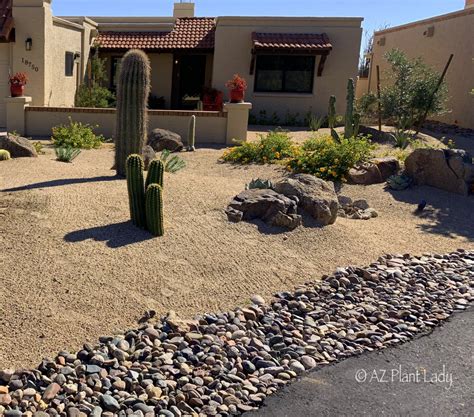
(224, 102), (252, 144)
(5, 96), (32, 136)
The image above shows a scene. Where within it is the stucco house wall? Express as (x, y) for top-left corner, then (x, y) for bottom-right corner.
(369, 7), (474, 128)
(213, 17), (363, 119)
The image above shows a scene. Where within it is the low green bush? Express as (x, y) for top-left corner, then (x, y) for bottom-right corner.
(288, 135), (375, 181)
(75, 85), (115, 108)
(52, 118), (104, 149)
(55, 147), (82, 163)
(222, 130), (295, 164)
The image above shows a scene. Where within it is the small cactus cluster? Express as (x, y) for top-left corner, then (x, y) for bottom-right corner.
(0, 149), (11, 161)
(187, 115), (196, 151)
(115, 50), (151, 176)
(387, 174), (413, 191)
(126, 154), (164, 236)
(245, 178), (273, 190)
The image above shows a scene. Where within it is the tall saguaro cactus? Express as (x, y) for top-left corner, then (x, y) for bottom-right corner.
(115, 49), (151, 176)
(344, 78), (356, 139)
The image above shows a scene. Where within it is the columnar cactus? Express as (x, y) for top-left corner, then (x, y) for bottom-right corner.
(115, 49), (151, 176)
(0, 150), (11, 161)
(187, 115), (196, 151)
(146, 184), (164, 237)
(344, 78), (355, 138)
(328, 95), (340, 142)
(126, 154), (146, 228)
(146, 159), (164, 190)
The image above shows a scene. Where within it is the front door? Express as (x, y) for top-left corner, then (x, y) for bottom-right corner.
(172, 54), (207, 110)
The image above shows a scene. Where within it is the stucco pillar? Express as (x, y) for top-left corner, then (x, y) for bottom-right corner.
(224, 102), (252, 144)
(5, 96), (32, 136)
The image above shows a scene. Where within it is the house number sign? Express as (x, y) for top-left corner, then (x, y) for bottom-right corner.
(22, 57), (40, 72)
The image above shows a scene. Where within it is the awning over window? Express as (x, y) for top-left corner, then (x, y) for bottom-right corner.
(252, 32), (332, 53)
(250, 32), (332, 77)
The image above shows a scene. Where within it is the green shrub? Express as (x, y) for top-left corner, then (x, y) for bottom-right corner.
(160, 150), (186, 173)
(52, 118), (104, 149)
(75, 85), (115, 108)
(33, 141), (45, 155)
(307, 114), (325, 131)
(222, 130), (294, 164)
(288, 135), (375, 181)
(55, 147), (82, 162)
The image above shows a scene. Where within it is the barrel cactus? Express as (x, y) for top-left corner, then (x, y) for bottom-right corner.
(126, 154), (146, 228)
(115, 50), (151, 176)
(146, 184), (164, 237)
(187, 115), (196, 151)
(146, 159), (164, 190)
(0, 150), (11, 161)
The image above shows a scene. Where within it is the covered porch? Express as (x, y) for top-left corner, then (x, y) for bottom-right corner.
(95, 17), (216, 110)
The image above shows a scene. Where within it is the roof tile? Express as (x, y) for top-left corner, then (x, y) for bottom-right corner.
(252, 32), (332, 51)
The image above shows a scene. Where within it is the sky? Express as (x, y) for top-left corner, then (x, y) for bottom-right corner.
(53, 0), (466, 51)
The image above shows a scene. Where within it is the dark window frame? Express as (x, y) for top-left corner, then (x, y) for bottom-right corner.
(254, 54), (316, 94)
(65, 52), (75, 77)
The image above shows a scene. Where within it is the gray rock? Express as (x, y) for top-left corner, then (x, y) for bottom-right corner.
(273, 174), (339, 225)
(142, 145), (156, 171)
(101, 394), (121, 412)
(226, 188), (301, 230)
(147, 128), (184, 152)
(405, 148), (474, 195)
(0, 135), (37, 158)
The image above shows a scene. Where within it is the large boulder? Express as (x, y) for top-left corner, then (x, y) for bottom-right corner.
(0, 135), (37, 158)
(371, 157), (400, 180)
(405, 148), (474, 196)
(347, 163), (383, 185)
(226, 189), (302, 230)
(147, 129), (183, 152)
(142, 145), (156, 171)
(273, 174), (338, 225)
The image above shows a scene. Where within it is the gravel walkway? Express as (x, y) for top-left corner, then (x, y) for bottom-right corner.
(0, 250), (472, 416)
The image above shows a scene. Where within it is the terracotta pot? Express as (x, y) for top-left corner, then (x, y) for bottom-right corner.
(10, 84), (25, 97)
(229, 88), (245, 103)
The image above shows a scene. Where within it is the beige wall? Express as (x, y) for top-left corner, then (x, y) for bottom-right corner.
(369, 8), (474, 128)
(213, 17), (363, 120)
(24, 107), (228, 143)
(355, 76), (369, 99)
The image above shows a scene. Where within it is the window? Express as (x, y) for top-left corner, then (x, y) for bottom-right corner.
(255, 55), (315, 93)
(111, 57), (123, 91)
(65, 52), (75, 77)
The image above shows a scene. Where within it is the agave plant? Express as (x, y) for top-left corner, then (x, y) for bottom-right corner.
(387, 174), (413, 190)
(245, 178), (274, 190)
(55, 147), (81, 163)
(160, 149), (186, 173)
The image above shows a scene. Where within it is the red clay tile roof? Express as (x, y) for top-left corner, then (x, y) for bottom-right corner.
(97, 17), (216, 50)
(252, 32), (332, 52)
(0, 0), (13, 41)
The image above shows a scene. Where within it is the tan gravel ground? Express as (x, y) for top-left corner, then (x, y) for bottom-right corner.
(1, 139), (473, 369)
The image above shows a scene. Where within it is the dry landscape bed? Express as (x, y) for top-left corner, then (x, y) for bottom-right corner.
(1, 141), (473, 369)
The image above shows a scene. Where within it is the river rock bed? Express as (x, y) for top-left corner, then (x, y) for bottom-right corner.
(0, 250), (472, 417)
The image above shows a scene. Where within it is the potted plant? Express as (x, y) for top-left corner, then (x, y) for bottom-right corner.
(9, 72), (28, 97)
(225, 74), (247, 103)
(202, 87), (223, 111)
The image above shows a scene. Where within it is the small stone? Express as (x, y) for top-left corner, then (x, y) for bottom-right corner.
(101, 394), (120, 412)
(250, 295), (265, 305)
(42, 383), (61, 402)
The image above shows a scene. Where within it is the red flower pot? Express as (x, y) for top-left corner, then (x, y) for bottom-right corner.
(229, 88), (245, 103)
(10, 84), (25, 97)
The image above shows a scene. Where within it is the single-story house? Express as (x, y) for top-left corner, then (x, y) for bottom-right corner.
(361, 0), (474, 129)
(0, 0), (363, 127)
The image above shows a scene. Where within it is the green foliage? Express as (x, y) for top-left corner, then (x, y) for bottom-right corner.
(344, 78), (356, 138)
(307, 113), (325, 131)
(160, 150), (186, 173)
(126, 154), (146, 228)
(0, 149), (11, 161)
(146, 184), (164, 237)
(390, 127), (411, 149)
(146, 159), (164, 190)
(115, 49), (151, 176)
(288, 135), (375, 182)
(75, 85), (115, 108)
(55, 147), (82, 163)
(187, 115), (196, 151)
(387, 174), (413, 190)
(33, 141), (45, 155)
(245, 178), (274, 190)
(222, 130), (295, 164)
(52, 117), (104, 149)
(380, 49), (448, 128)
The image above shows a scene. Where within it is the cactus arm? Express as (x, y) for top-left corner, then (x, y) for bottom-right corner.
(146, 184), (164, 237)
(146, 159), (164, 190)
(126, 154), (146, 228)
(344, 78), (355, 139)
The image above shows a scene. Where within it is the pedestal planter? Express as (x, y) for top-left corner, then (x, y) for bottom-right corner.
(10, 84), (25, 98)
(229, 88), (245, 103)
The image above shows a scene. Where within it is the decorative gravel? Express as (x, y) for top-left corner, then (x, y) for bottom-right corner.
(0, 250), (472, 417)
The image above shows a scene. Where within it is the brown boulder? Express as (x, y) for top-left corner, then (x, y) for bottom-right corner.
(348, 163), (383, 185)
(371, 157), (400, 180)
(147, 128), (183, 152)
(405, 148), (473, 196)
(273, 174), (338, 225)
(0, 134), (37, 158)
